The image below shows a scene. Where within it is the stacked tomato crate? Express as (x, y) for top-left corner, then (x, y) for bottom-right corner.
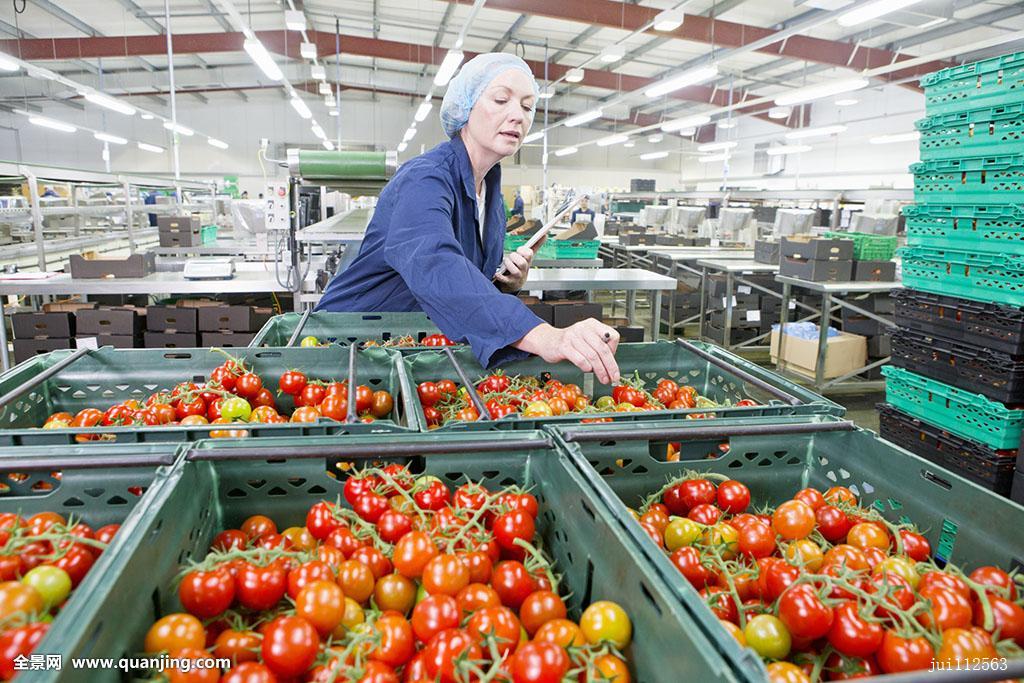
(882, 51), (1024, 501)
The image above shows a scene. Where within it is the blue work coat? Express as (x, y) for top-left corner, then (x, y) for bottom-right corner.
(316, 136), (543, 368)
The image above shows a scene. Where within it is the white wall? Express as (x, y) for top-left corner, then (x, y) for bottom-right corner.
(0, 81), (926, 195)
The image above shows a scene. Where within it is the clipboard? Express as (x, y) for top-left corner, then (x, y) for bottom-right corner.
(494, 192), (585, 279)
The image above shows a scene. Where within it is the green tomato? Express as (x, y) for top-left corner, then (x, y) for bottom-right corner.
(595, 395), (616, 411)
(415, 583), (428, 605)
(743, 614), (791, 660)
(299, 335), (320, 348)
(220, 396), (252, 422)
(663, 517), (704, 551)
(22, 566), (71, 610)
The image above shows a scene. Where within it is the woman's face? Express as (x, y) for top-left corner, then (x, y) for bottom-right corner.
(464, 69), (536, 161)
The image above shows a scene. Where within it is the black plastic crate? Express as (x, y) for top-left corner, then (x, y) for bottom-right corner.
(892, 288), (1024, 355)
(1014, 469), (1024, 505)
(878, 403), (1018, 496)
(891, 327), (1024, 403)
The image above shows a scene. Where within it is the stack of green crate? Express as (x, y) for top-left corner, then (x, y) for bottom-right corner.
(885, 51), (1024, 501)
(823, 231), (897, 260)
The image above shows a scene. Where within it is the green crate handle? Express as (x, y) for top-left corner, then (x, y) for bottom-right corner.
(916, 103), (1024, 130)
(903, 203), (1024, 220)
(676, 338), (802, 405)
(285, 307), (313, 347)
(558, 418), (856, 443)
(0, 347), (90, 410)
(911, 154), (1024, 173)
(0, 452), (178, 472)
(445, 346), (492, 421)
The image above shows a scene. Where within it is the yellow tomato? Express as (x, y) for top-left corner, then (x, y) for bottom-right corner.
(784, 539), (825, 572)
(664, 517), (704, 551)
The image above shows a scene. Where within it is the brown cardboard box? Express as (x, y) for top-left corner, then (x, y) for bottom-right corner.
(781, 236), (854, 261)
(76, 307), (146, 336)
(770, 329), (867, 379)
(13, 338), (75, 364)
(12, 312), (74, 339)
(42, 302), (97, 314)
(146, 306), (198, 332)
(69, 252), (156, 279)
(551, 302), (602, 327)
(76, 334), (140, 349)
(198, 305), (273, 332)
(144, 332), (199, 348)
(615, 326), (645, 343)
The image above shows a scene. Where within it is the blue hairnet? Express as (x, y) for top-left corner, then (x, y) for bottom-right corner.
(440, 53), (538, 138)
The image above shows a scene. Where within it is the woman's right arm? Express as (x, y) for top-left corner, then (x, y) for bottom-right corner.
(514, 320), (621, 385)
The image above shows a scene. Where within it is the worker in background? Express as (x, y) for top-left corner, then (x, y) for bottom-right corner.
(144, 190), (158, 227)
(511, 190), (524, 217)
(570, 196), (595, 224)
(240, 191), (249, 199)
(316, 53), (620, 383)
(41, 186), (58, 198)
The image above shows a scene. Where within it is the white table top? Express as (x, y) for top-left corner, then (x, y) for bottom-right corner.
(0, 270), (317, 295)
(649, 249), (755, 261)
(696, 259), (780, 273)
(775, 275), (899, 293)
(524, 268), (677, 290)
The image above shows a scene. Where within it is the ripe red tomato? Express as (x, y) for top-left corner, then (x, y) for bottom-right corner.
(772, 500), (816, 540)
(278, 370), (307, 395)
(969, 565), (1017, 600)
(492, 510), (535, 553)
(687, 503), (722, 526)
(519, 590), (567, 636)
(876, 631), (934, 673)
(236, 562), (286, 611)
(413, 481), (451, 511)
(737, 520), (776, 559)
(975, 595), (1024, 647)
(370, 613), (415, 668)
(370, 391), (394, 419)
(511, 640), (570, 683)
(466, 606), (522, 658)
(423, 629), (483, 683)
(375, 509), (413, 545)
(220, 662), (277, 683)
(412, 594), (461, 643)
(828, 601), (884, 658)
(179, 567), (235, 619)
(418, 382), (441, 407)
(296, 383), (327, 408)
(815, 505), (853, 543)
(490, 560), (537, 609)
(422, 554), (470, 597)
(918, 585), (973, 631)
(234, 373), (263, 399)
(669, 546), (714, 589)
(0, 623), (49, 680)
(778, 584), (834, 640)
(716, 480), (751, 514)
(260, 615), (318, 678)
(392, 531), (438, 579)
(286, 560), (334, 599)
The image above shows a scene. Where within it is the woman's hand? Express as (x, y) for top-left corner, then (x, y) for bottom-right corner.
(514, 320), (621, 384)
(495, 234), (547, 293)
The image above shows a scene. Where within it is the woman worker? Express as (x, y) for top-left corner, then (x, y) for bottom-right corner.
(316, 53), (620, 384)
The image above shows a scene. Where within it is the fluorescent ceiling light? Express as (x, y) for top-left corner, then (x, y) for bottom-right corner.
(918, 17), (948, 29)
(661, 113), (711, 132)
(624, 141), (635, 148)
(597, 133), (629, 147)
(329, 109), (339, 116)
(653, 8), (684, 31)
(83, 91), (136, 116)
(27, 66), (57, 81)
(538, 88), (554, 99)
(300, 42), (317, 60)
(870, 131), (921, 144)
(207, 137), (229, 149)
(565, 68), (584, 83)
(0, 52), (19, 72)
(138, 142), (165, 153)
(244, 39), (283, 81)
(785, 124), (847, 140)
(838, 0), (924, 26)
(433, 50), (464, 87)
(640, 151), (669, 161)
(564, 109), (603, 127)
(600, 45), (625, 63)
(140, 113), (155, 120)
(403, 127), (416, 142)
(697, 140), (738, 152)
(163, 121), (194, 136)
(647, 133), (663, 144)
(323, 139), (335, 151)
(834, 97), (859, 106)
(311, 123), (326, 139)
(774, 77), (869, 106)
(94, 132), (127, 145)
(324, 94), (336, 107)
(101, 147), (109, 162)
(523, 131), (544, 143)
(698, 153), (731, 162)
(765, 144), (812, 156)
(717, 119), (737, 129)
(290, 96), (313, 119)
(29, 116), (76, 133)
(645, 65), (718, 99)
(676, 128), (696, 136)
(554, 146), (578, 157)
(397, 142), (408, 153)
(415, 101), (433, 123)
(768, 106), (791, 120)
(311, 64), (326, 80)
(318, 82), (332, 96)
(285, 9), (305, 31)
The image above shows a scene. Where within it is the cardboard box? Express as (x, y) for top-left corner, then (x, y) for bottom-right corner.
(13, 338), (75, 364)
(11, 312), (74, 339)
(619, 233), (658, 246)
(779, 256), (853, 282)
(868, 333), (892, 358)
(76, 307), (145, 336)
(524, 303), (554, 324)
(69, 252), (156, 279)
(770, 329), (867, 380)
(781, 236), (854, 261)
(198, 305), (273, 332)
(615, 326), (645, 343)
(146, 306), (198, 333)
(852, 260), (897, 282)
(144, 332), (199, 348)
(76, 334), (140, 350)
(705, 324), (759, 346)
(202, 332), (256, 347)
(551, 302), (603, 327)
(42, 302), (97, 314)
(842, 309), (893, 337)
(157, 215), (200, 232)
(710, 310), (760, 329)
(754, 240), (780, 265)
(159, 231), (202, 248)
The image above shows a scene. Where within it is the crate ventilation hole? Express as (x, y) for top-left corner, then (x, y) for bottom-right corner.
(106, 495), (128, 505)
(268, 486), (288, 497)
(84, 487), (104, 498)
(62, 497), (84, 507)
(287, 477), (306, 488)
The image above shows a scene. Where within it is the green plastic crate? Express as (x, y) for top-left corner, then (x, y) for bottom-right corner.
(912, 154), (1024, 204)
(904, 203), (1024, 254)
(823, 231), (897, 260)
(537, 239), (601, 259)
(400, 340), (843, 431)
(0, 346), (417, 446)
(249, 311), (443, 347)
(551, 416), (1024, 681)
(199, 225), (218, 244)
(916, 103), (1024, 161)
(899, 246), (1024, 307)
(922, 51), (1024, 116)
(504, 234), (528, 252)
(0, 443), (179, 682)
(883, 365), (1024, 450)
(37, 431), (755, 683)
